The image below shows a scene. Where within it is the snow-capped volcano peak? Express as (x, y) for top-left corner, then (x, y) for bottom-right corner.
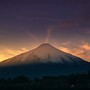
(34, 43), (58, 52)
(38, 43), (52, 47)
(0, 43), (88, 66)
(27, 43), (67, 62)
(32, 43), (64, 57)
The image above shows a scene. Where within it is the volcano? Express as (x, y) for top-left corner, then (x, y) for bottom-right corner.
(0, 43), (90, 78)
(0, 43), (89, 66)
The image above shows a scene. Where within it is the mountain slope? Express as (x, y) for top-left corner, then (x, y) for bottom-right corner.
(0, 43), (89, 66)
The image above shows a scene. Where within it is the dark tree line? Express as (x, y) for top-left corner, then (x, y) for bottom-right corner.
(0, 70), (90, 90)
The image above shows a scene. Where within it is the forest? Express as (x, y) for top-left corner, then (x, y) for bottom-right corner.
(0, 70), (90, 90)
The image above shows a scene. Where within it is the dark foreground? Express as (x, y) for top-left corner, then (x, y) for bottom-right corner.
(0, 71), (90, 90)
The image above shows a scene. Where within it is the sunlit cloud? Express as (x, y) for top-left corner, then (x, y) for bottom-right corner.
(0, 54), (6, 62)
(59, 43), (90, 62)
(59, 47), (71, 53)
(80, 43), (90, 50)
(0, 48), (28, 62)
(6, 48), (28, 55)
(61, 41), (72, 46)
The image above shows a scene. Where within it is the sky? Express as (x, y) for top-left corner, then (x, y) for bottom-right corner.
(0, 0), (90, 62)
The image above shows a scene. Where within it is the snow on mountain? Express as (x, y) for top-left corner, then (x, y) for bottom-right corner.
(0, 43), (88, 66)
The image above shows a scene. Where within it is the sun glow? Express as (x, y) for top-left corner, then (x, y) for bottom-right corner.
(0, 55), (7, 62)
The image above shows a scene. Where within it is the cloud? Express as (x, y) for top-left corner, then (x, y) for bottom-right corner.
(0, 48), (28, 62)
(61, 41), (72, 46)
(59, 47), (71, 53)
(59, 42), (90, 62)
(6, 48), (28, 55)
(21, 16), (60, 22)
(0, 54), (6, 62)
(80, 43), (90, 50)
